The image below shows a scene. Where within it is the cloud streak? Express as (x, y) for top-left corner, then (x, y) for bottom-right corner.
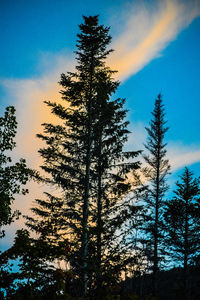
(1, 54), (74, 168)
(109, 0), (200, 80)
(167, 143), (200, 171)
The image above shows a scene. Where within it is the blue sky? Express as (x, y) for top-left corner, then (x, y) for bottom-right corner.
(0, 0), (200, 247)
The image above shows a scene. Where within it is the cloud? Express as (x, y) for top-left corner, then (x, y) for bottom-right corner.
(109, 0), (200, 80)
(1, 53), (74, 168)
(167, 142), (200, 171)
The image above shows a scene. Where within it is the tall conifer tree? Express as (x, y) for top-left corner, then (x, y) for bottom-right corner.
(143, 94), (170, 297)
(28, 16), (140, 297)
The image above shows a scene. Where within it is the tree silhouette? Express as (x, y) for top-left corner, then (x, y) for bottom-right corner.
(164, 167), (200, 299)
(0, 106), (31, 298)
(142, 94), (170, 297)
(28, 15), (140, 298)
(0, 106), (30, 238)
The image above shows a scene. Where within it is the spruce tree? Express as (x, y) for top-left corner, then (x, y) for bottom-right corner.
(143, 94), (170, 297)
(28, 16), (140, 298)
(164, 167), (200, 298)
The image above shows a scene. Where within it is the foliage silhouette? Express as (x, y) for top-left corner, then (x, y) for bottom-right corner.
(142, 94), (170, 297)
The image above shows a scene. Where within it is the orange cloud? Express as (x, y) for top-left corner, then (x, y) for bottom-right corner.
(109, 0), (200, 80)
(1, 55), (73, 168)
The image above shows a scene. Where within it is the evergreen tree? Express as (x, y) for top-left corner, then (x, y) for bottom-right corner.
(142, 94), (170, 297)
(0, 228), (70, 299)
(164, 167), (200, 298)
(0, 106), (31, 298)
(27, 15), (140, 298)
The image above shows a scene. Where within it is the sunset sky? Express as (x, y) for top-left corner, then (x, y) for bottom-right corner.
(0, 0), (200, 248)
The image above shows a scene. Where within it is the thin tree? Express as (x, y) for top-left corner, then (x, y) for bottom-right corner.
(164, 167), (200, 299)
(143, 94), (170, 297)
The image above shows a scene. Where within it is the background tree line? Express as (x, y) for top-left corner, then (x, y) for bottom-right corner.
(0, 16), (200, 300)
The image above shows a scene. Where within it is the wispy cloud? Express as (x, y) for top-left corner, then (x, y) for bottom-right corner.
(167, 142), (200, 171)
(109, 0), (200, 80)
(1, 54), (74, 168)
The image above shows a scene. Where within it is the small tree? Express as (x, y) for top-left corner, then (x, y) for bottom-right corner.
(0, 106), (30, 298)
(0, 106), (30, 238)
(164, 167), (200, 298)
(0, 228), (68, 299)
(143, 94), (170, 297)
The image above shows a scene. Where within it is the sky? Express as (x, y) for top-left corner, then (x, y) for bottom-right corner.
(0, 0), (200, 248)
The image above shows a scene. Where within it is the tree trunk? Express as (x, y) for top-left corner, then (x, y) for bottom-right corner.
(183, 196), (189, 300)
(153, 189), (159, 298)
(97, 132), (103, 290)
(153, 148), (160, 298)
(82, 137), (91, 298)
(81, 54), (94, 298)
